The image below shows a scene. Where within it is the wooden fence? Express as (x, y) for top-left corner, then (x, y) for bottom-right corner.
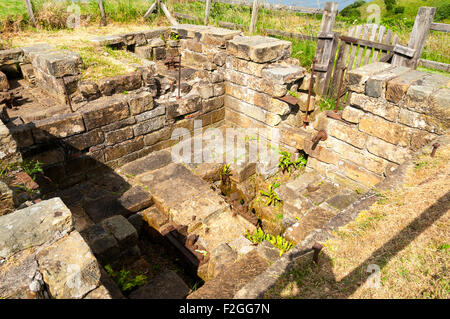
(20, 0), (450, 96)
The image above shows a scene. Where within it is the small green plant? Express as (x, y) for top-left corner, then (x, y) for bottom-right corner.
(318, 97), (337, 111)
(278, 151), (307, 176)
(259, 182), (282, 206)
(20, 160), (44, 181)
(245, 228), (294, 256)
(104, 265), (147, 293)
(169, 32), (180, 41)
(220, 164), (232, 184)
(288, 90), (299, 98)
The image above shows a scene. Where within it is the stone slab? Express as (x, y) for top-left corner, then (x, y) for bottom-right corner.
(0, 198), (72, 259)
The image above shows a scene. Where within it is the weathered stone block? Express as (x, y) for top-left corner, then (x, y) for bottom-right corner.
(80, 224), (120, 264)
(366, 136), (411, 164)
(142, 207), (168, 232)
(134, 45), (153, 59)
(385, 70), (428, 103)
(105, 126), (134, 146)
(101, 215), (138, 249)
(261, 64), (306, 84)
(202, 96), (224, 113)
(143, 27), (169, 41)
(135, 106), (165, 122)
(32, 50), (82, 77)
(349, 93), (399, 121)
(401, 74), (450, 114)
(429, 88), (450, 130)
(104, 138), (145, 161)
(133, 116), (165, 136)
(89, 35), (124, 47)
(225, 55), (265, 77)
(225, 82), (290, 115)
(0, 48), (23, 65)
(322, 136), (387, 175)
(36, 231), (101, 299)
(78, 81), (100, 101)
(64, 129), (104, 151)
(226, 35), (291, 63)
(129, 270), (189, 299)
(398, 108), (442, 134)
(225, 69), (287, 97)
(327, 119), (368, 149)
(346, 62), (392, 93)
(207, 243), (237, 278)
(337, 159), (382, 187)
(119, 186), (153, 213)
(359, 114), (410, 147)
(143, 127), (171, 146)
(0, 198), (72, 259)
(256, 240), (281, 263)
(167, 94), (201, 118)
(365, 66), (410, 98)
(122, 32), (146, 46)
(0, 70), (9, 91)
(32, 113), (85, 142)
(153, 47), (166, 60)
(224, 95), (281, 126)
(82, 96), (130, 130)
(342, 106), (364, 123)
(98, 73), (142, 96)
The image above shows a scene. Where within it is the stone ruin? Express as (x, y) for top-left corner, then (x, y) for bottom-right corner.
(0, 24), (449, 299)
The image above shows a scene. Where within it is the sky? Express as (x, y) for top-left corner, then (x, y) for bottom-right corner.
(263, 0), (359, 10)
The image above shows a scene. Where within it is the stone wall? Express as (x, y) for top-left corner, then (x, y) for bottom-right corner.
(0, 197), (122, 299)
(305, 62), (450, 190)
(0, 120), (21, 163)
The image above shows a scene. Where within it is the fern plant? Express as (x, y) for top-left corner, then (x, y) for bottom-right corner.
(278, 151), (306, 176)
(105, 265), (147, 293)
(245, 228), (294, 256)
(259, 182), (282, 206)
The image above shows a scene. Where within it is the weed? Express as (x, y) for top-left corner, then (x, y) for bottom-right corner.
(260, 182), (282, 206)
(104, 264), (147, 293)
(220, 163), (232, 184)
(288, 90), (299, 98)
(245, 227), (294, 256)
(278, 151), (306, 176)
(318, 97), (338, 111)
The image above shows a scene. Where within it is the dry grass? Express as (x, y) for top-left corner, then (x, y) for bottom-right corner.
(265, 136), (450, 299)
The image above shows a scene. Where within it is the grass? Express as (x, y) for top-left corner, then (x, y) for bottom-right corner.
(265, 138), (450, 299)
(0, 0), (448, 74)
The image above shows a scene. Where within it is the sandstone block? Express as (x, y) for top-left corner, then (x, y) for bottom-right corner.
(32, 50), (82, 77)
(101, 215), (138, 249)
(385, 70), (428, 103)
(82, 96), (130, 130)
(0, 198), (72, 259)
(36, 231), (101, 299)
(365, 66), (410, 98)
(359, 114), (410, 147)
(346, 62), (391, 93)
(342, 106), (364, 123)
(349, 93), (399, 121)
(261, 64), (306, 84)
(226, 35), (291, 63)
(32, 113), (85, 142)
(366, 136), (411, 164)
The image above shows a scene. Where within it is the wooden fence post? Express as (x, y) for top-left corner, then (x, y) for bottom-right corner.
(204, 0), (212, 25)
(392, 7), (436, 69)
(97, 0), (107, 26)
(249, 0), (258, 34)
(24, 0), (36, 28)
(313, 1), (338, 96)
(144, 1), (158, 19)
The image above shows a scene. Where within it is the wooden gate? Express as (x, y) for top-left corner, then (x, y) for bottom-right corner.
(328, 23), (401, 98)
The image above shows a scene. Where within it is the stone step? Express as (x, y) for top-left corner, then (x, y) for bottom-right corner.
(129, 270), (190, 299)
(187, 250), (269, 299)
(119, 149), (173, 177)
(283, 204), (337, 244)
